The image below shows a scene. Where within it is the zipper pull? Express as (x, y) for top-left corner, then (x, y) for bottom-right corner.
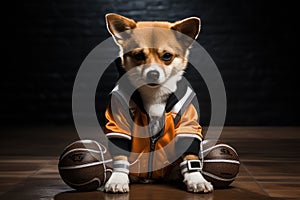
(150, 139), (156, 150)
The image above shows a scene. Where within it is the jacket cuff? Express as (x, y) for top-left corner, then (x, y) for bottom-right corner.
(175, 137), (200, 157)
(108, 138), (132, 157)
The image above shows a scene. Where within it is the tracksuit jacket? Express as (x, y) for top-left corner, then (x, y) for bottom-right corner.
(104, 79), (202, 179)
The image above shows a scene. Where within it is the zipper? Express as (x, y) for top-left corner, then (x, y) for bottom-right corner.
(147, 114), (165, 179)
(148, 137), (158, 179)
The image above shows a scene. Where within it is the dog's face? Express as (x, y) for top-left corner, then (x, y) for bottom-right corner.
(106, 14), (200, 90)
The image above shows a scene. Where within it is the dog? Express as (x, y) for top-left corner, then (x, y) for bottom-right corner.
(103, 13), (213, 193)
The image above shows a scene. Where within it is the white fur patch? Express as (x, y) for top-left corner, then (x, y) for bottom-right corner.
(148, 104), (165, 117)
(105, 172), (130, 193)
(183, 171), (214, 193)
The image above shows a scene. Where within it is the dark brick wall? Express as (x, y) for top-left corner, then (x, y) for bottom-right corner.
(2, 0), (299, 126)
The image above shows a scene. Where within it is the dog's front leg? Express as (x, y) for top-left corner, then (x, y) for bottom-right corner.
(181, 154), (213, 193)
(104, 155), (130, 193)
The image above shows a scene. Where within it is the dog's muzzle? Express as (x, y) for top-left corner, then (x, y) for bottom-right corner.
(146, 70), (160, 86)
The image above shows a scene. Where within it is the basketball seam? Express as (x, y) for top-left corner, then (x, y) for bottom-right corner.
(204, 159), (240, 164)
(59, 159), (112, 170)
(63, 140), (99, 151)
(64, 177), (101, 187)
(201, 171), (236, 182)
(202, 144), (239, 155)
(60, 148), (106, 161)
(62, 140), (107, 154)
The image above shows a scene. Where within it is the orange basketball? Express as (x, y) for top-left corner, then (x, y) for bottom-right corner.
(58, 140), (112, 191)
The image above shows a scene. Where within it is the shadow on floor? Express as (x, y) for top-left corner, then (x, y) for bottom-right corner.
(54, 184), (271, 200)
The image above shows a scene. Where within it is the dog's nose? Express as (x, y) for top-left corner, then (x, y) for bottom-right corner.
(146, 70), (160, 82)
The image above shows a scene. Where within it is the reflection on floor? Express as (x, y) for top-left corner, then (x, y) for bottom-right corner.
(0, 126), (299, 200)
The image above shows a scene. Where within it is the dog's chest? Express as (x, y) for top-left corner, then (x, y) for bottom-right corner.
(129, 101), (166, 137)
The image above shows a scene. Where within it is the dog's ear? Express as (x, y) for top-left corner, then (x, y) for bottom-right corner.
(105, 13), (136, 43)
(171, 17), (201, 47)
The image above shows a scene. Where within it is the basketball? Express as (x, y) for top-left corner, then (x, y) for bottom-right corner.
(201, 140), (240, 188)
(58, 140), (112, 191)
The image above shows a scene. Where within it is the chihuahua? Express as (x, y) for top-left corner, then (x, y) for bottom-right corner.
(103, 13), (213, 193)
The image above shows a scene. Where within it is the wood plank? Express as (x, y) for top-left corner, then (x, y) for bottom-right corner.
(0, 126), (299, 199)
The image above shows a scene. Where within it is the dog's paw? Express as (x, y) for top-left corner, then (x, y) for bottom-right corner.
(183, 171), (213, 193)
(104, 172), (129, 193)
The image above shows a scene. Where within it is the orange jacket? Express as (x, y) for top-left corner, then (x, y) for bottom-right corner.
(105, 84), (202, 179)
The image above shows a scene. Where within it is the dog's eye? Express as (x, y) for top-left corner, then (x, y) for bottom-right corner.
(161, 53), (173, 61)
(133, 51), (146, 61)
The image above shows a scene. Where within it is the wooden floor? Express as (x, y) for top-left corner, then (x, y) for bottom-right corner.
(0, 126), (299, 200)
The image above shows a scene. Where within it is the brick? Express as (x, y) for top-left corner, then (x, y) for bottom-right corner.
(2, 0), (298, 126)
